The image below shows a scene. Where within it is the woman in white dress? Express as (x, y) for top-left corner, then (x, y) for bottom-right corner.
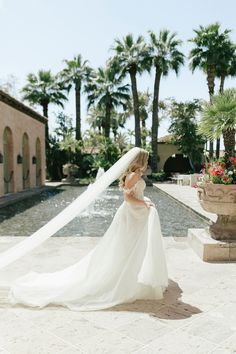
(8, 148), (168, 311)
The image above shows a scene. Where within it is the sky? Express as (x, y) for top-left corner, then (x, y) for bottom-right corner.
(1, 0), (236, 139)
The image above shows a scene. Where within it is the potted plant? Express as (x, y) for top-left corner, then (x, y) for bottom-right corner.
(197, 88), (236, 240)
(197, 157), (236, 240)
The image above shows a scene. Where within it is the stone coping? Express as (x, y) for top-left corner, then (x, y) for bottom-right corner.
(154, 183), (216, 223)
(0, 185), (55, 208)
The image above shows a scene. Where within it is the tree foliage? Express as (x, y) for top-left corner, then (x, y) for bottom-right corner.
(168, 99), (205, 171)
(199, 88), (236, 156)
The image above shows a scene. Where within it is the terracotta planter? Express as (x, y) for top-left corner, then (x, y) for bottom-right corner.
(197, 184), (236, 240)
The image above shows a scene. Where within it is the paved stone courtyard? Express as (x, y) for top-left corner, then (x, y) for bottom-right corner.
(0, 184), (235, 353)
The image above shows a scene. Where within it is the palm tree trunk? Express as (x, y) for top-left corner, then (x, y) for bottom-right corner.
(207, 64), (216, 101)
(75, 81), (82, 140)
(216, 73), (226, 159)
(113, 127), (117, 139)
(219, 73), (226, 94)
(223, 129), (235, 156)
(104, 103), (111, 138)
(207, 64), (216, 159)
(129, 69), (141, 147)
(141, 119), (146, 147)
(42, 103), (49, 149)
(151, 69), (161, 172)
(216, 139), (220, 159)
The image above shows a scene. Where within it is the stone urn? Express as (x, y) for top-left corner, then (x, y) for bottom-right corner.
(197, 183), (236, 240)
(62, 163), (79, 182)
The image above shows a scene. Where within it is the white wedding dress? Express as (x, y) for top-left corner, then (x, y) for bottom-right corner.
(8, 178), (168, 311)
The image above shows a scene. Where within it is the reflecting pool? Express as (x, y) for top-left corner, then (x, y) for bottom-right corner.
(0, 185), (208, 237)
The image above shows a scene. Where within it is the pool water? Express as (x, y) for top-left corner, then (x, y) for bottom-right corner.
(0, 185), (208, 237)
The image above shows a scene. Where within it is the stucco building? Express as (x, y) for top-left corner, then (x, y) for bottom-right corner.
(0, 90), (46, 197)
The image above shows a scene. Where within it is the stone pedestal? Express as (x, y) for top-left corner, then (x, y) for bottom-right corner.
(188, 228), (236, 262)
(197, 184), (236, 240)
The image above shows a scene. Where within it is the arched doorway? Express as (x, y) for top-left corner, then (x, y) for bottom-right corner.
(3, 127), (14, 194)
(163, 154), (192, 177)
(22, 133), (30, 189)
(36, 138), (42, 186)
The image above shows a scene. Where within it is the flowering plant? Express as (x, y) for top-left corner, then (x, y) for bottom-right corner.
(199, 156), (236, 185)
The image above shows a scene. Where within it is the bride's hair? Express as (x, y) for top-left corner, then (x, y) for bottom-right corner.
(119, 148), (149, 188)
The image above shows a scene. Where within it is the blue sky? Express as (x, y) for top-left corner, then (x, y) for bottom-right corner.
(1, 0), (236, 138)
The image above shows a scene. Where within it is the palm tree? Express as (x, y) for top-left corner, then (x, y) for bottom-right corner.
(87, 106), (106, 134)
(199, 88), (236, 156)
(22, 70), (68, 145)
(87, 106), (128, 138)
(85, 66), (130, 138)
(115, 132), (130, 153)
(60, 55), (92, 140)
(111, 33), (150, 146)
(189, 23), (232, 158)
(215, 43), (236, 158)
(148, 30), (184, 172)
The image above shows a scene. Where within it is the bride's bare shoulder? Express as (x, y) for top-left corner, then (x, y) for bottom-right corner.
(125, 172), (140, 189)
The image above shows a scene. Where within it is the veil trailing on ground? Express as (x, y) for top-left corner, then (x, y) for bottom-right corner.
(0, 147), (141, 270)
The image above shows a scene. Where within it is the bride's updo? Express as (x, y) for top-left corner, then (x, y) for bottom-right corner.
(119, 148), (149, 189)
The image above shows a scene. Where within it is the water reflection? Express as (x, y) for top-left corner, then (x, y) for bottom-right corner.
(0, 186), (208, 237)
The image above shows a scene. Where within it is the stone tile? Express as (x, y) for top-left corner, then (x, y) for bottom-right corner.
(48, 316), (107, 345)
(5, 332), (71, 354)
(146, 300), (203, 329)
(209, 348), (236, 354)
(78, 308), (144, 330)
(115, 317), (172, 344)
(111, 299), (165, 314)
(183, 286), (236, 305)
(0, 348), (10, 354)
(60, 346), (85, 354)
(132, 347), (159, 354)
(180, 293), (222, 313)
(0, 310), (71, 353)
(10, 306), (86, 330)
(77, 330), (142, 354)
(207, 332), (236, 354)
(181, 307), (236, 344)
(136, 329), (215, 354)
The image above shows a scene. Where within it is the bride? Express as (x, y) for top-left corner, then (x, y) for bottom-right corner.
(7, 148), (168, 311)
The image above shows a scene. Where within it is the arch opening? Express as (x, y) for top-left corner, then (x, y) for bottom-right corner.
(3, 127), (14, 194)
(22, 133), (30, 189)
(36, 138), (42, 186)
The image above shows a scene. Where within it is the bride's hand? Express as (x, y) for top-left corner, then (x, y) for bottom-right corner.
(144, 201), (155, 208)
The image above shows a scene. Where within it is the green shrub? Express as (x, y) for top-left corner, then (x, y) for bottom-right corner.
(151, 171), (166, 182)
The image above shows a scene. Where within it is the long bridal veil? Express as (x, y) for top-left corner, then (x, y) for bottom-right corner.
(0, 147), (141, 270)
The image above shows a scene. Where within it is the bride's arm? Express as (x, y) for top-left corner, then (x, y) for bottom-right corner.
(123, 173), (149, 207)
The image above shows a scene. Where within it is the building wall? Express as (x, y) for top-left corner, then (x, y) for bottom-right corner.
(0, 101), (46, 197)
(157, 142), (182, 172)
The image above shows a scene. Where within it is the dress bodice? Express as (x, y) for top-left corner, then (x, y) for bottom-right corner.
(122, 178), (146, 200)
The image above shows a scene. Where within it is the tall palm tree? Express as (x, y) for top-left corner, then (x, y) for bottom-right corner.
(148, 30), (184, 172)
(138, 91), (152, 148)
(189, 23), (232, 158)
(111, 33), (150, 146)
(22, 70), (68, 146)
(215, 42), (236, 157)
(199, 88), (236, 156)
(60, 55), (92, 140)
(85, 66), (130, 138)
